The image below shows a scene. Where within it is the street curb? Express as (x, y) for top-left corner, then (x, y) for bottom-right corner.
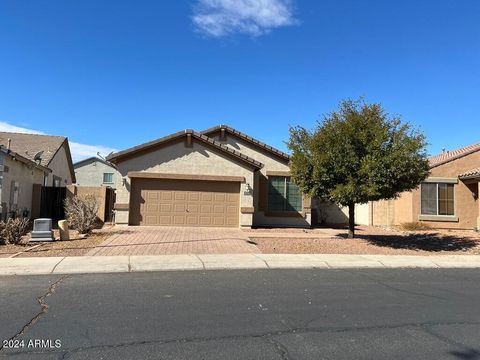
(1, 254), (480, 276)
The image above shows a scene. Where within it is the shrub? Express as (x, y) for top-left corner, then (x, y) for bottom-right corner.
(0, 218), (30, 245)
(64, 195), (99, 234)
(400, 222), (432, 231)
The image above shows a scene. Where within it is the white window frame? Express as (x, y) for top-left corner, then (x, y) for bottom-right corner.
(103, 172), (114, 184)
(420, 182), (455, 216)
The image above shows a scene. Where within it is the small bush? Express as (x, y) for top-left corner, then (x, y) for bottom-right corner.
(64, 195), (99, 234)
(0, 218), (30, 245)
(400, 222), (432, 231)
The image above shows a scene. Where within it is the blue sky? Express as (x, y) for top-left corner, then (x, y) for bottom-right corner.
(0, 0), (479, 161)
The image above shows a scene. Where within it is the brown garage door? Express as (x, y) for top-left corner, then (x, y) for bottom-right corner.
(130, 179), (240, 227)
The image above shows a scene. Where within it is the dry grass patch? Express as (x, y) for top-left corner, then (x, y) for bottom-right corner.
(399, 222), (432, 231)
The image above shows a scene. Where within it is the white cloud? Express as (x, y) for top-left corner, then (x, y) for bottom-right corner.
(68, 142), (117, 163)
(0, 121), (117, 163)
(192, 0), (297, 37)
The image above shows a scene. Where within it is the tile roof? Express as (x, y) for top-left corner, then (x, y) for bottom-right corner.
(74, 156), (116, 169)
(201, 125), (290, 162)
(107, 129), (264, 169)
(429, 143), (480, 168)
(458, 167), (480, 180)
(0, 132), (66, 167)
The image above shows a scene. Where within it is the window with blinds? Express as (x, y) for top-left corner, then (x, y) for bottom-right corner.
(267, 176), (303, 212)
(421, 183), (454, 216)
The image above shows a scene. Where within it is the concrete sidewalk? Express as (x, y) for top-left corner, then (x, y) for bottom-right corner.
(1, 254), (480, 276)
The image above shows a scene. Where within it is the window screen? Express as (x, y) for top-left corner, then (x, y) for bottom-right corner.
(421, 182), (454, 216)
(267, 176), (302, 212)
(103, 173), (114, 184)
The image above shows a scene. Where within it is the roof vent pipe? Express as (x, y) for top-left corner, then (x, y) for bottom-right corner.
(7, 138), (11, 150)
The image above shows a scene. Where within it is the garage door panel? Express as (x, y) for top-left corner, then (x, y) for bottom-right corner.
(186, 216), (199, 225)
(146, 204), (159, 212)
(173, 215), (186, 225)
(145, 215), (158, 225)
(174, 203), (186, 212)
(201, 193), (213, 201)
(130, 179), (240, 227)
(161, 192), (173, 201)
(188, 193), (200, 201)
(226, 194), (238, 202)
(213, 205), (225, 213)
(226, 205), (237, 214)
(146, 192), (159, 201)
(188, 204), (200, 213)
(160, 204), (172, 212)
(201, 205), (212, 213)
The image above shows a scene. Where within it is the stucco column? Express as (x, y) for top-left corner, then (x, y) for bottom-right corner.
(239, 174), (254, 227)
(478, 182), (480, 231)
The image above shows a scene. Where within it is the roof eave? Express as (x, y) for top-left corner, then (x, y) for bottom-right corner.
(0, 146), (52, 173)
(200, 125), (290, 162)
(107, 130), (264, 170)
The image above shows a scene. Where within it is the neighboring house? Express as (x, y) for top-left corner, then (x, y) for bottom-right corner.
(74, 157), (119, 188)
(0, 132), (75, 219)
(371, 143), (480, 230)
(107, 125), (315, 228)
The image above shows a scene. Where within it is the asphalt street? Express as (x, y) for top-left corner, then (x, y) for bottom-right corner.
(1, 269), (480, 359)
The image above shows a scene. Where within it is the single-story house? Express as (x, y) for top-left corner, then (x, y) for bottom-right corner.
(0, 132), (75, 220)
(107, 125), (316, 228)
(74, 156), (120, 189)
(371, 142), (480, 230)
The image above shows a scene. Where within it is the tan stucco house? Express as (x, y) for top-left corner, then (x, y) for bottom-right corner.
(371, 142), (480, 230)
(107, 125), (314, 228)
(74, 157), (120, 188)
(0, 132), (75, 220)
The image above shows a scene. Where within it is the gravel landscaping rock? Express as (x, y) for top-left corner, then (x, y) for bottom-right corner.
(252, 226), (480, 255)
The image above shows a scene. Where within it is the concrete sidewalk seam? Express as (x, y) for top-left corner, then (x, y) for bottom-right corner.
(2, 254), (480, 276)
(50, 257), (66, 274)
(252, 254), (271, 269)
(195, 255), (206, 270)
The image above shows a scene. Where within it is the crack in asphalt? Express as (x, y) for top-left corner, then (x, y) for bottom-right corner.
(0, 275), (69, 352)
(4, 320), (480, 358)
(420, 325), (480, 358)
(262, 335), (291, 360)
(340, 269), (448, 301)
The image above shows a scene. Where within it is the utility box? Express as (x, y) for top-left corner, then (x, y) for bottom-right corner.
(30, 218), (55, 242)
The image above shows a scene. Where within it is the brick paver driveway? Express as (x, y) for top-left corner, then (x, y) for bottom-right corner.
(86, 226), (260, 256)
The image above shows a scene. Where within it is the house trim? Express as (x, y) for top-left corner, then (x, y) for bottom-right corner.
(418, 214), (459, 222)
(423, 177), (458, 184)
(127, 172), (246, 182)
(107, 130), (263, 169)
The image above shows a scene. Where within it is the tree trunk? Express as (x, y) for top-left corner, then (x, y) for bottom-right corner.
(348, 203), (355, 239)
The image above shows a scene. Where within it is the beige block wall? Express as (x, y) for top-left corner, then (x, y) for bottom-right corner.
(67, 185), (108, 222)
(113, 139), (255, 226)
(45, 143), (73, 187)
(1, 156), (45, 218)
(372, 199), (395, 227)
(211, 134), (312, 227)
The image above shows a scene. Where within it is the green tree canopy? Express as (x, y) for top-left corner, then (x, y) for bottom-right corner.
(287, 99), (430, 238)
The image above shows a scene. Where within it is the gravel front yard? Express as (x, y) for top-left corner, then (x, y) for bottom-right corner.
(251, 226), (480, 255)
(0, 229), (113, 258)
